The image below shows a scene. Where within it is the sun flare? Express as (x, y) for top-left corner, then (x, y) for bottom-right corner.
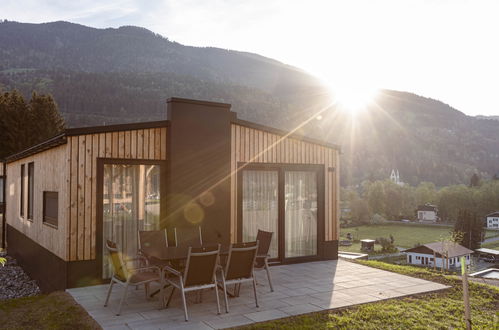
(331, 86), (378, 115)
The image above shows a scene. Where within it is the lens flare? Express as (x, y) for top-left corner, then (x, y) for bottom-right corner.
(333, 86), (378, 115)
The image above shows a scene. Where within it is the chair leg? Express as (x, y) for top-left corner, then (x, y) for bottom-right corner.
(222, 278), (229, 313)
(180, 287), (189, 322)
(264, 258), (274, 292)
(117, 283), (130, 316)
(104, 280), (114, 307)
(166, 287), (175, 307)
(236, 283), (242, 297)
(252, 276), (259, 308)
(214, 285), (221, 315)
(145, 283), (150, 300)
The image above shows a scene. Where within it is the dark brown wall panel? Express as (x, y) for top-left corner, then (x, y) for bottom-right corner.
(167, 98), (232, 245)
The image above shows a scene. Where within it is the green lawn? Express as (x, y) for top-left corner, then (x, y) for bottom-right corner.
(0, 292), (100, 330)
(339, 224), (499, 253)
(236, 261), (499, 329)
(482, 240), (499, 250)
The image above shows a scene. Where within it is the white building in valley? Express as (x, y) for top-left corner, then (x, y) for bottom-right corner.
(485, 212), (499, 229)
(417, 204), (438, 223)
(404, 242), (472, 269)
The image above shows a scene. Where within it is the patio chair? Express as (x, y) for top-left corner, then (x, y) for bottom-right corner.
(255, 229), (274, 292)
(164, 245), (221, 321)
(218, 241), (259, 313)
(173, 226), (203, 247)
(103, 240), (162, 316)
(138, 229), (172, 296)
(138, 229), (169, 266)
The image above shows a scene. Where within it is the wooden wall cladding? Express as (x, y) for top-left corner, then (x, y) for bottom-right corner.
(230, 124), (340, 243)
(68, 127), (167, 261)
(5, 145), (69, 260)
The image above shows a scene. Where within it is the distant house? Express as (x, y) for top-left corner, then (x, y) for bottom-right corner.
(417, 204), (438, 223)
(404, 242), (472, 269)
(485, 212), (499, 229)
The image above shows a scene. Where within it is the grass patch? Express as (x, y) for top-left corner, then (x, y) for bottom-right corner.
(0, 291), (100, 330)
(236, 261), (499, 330)
(340, 224), (499, 251)
(482, 240), (499, 250)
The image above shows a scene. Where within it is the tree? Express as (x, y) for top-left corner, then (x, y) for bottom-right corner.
(365, 181), (385, 216)
(415, 182), (437, 206)
(0, 90), (64, 159)
(469, 173), (481, 187)
(453, 210), (484, 250)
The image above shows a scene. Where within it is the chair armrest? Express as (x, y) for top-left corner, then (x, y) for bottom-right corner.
(125, 257), (146, 264)
(164, 265), (182, 277)
(129, 265), (160, 273)
(256, 254), (270, 259)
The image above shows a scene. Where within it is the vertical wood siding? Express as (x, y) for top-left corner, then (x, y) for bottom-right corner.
(230, 124), (340, 243)
(5, 145), (69, 260)
(67, 127), (167, 261)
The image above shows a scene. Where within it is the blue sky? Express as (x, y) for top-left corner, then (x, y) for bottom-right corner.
(3, 0), (499, 116)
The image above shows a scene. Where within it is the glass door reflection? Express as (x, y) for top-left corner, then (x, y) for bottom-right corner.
(102, 164), (161, 278)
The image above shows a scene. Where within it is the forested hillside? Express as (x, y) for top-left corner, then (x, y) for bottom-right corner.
(0, 20), (498, 186)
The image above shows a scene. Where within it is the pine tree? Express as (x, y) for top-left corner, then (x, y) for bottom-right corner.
(0, 90), (65, 159)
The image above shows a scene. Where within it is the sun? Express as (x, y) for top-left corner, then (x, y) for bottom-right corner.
(331, 86), (379, 115)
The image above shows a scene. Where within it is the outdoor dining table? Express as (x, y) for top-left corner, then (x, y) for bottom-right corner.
(140, 244), (232, 304)
(141, 244), (231, 263)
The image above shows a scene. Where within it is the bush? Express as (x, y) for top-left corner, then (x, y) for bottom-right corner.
(376, 236), (398, 253)
(371, 213), (387, 224)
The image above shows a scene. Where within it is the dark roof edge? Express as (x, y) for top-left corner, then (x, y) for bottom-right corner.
(65, 120), (170, 136)
(5, 134), (67, 163)
(5, 120), (170, 163)
(232, 119), (341, 151)
(167, 97), (231, 109)
(485, 212), (499, 217)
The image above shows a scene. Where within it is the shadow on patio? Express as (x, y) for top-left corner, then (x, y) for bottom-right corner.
(68, 259), (448, 330)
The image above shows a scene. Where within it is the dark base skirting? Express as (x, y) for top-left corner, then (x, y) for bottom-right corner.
(6, 225), (103, 292)
(7, 225), (67, 292)
(322, 240), (339, 260)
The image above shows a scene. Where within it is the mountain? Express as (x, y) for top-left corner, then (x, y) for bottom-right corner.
(0, 20), (498, 186)
(476, 115), (499, 121)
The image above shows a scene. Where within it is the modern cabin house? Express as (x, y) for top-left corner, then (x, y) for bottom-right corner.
(2, 97), (340, 292)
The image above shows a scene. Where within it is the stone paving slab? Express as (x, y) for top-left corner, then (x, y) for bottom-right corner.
(68, 259), (449, 329)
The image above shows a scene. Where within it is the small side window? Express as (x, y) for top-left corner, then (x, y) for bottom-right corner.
(27, 162), (34, 220)
(43, 191), (58, 227)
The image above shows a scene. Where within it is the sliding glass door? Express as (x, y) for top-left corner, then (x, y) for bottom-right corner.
(240, 165), (321, 262)
(102, 163), (161, 278)
(285, 171), (318, 258)
(241, 170), (279, 258)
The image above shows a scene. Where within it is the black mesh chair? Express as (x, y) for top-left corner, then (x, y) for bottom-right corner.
(164, 245), (221, 321)
(255, 230), (274, 292)
(173, 226), (203, 247)
(218, 241), (259, 313)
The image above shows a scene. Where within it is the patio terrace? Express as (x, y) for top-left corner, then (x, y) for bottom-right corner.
(68, 259), (449, 330)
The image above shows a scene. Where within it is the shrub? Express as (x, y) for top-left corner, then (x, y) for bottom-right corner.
(377, 236), (398, 253)
(371, 213), (387, 224)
